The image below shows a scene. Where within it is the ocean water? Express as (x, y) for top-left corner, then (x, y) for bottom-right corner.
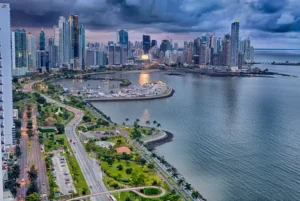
(88, 50), (300, 201)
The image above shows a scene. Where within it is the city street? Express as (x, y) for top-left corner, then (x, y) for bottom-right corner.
(17, 134), (29, 201)
(43, 95), (109, 201)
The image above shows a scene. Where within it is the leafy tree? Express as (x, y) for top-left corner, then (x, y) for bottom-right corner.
(15, 145), (22, 158)
(25, 192), (40, 201)
(147, 163), (155, 169)
(125, 197), (132, 201)
(117, 164), (123, 171)
(126, 168), (133, 174)
(28, 129), (33, 138)
(83, 115), (92, 122)
(177, 178), (184, 186)
(172, 172), (179, 179)
(191, 190), (200, 199)
(185, 183), (192, 191)
(37, 96), (46, 104)
(54, 123), (65, 134)
(14, 119), (21, 129)
(26, 181), (38, 195)
(28, 165), (38, 181)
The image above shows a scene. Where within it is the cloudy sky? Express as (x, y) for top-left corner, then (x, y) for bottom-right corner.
(2, 0), (300, 48)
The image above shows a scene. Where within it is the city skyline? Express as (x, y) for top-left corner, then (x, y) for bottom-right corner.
(2, 0), (300, 48)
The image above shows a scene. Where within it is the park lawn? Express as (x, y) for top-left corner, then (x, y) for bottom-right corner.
(101, 160), (161, 186)
(108, 136), (127, 144)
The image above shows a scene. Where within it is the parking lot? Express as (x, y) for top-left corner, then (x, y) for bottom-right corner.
(52, 151), (76, 195)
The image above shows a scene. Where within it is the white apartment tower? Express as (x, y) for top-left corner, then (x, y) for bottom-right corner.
(0, 3), (14, 199)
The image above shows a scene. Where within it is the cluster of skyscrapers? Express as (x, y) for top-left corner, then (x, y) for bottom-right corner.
(11, 15), (86, 76)
(147, 21), (254, 69)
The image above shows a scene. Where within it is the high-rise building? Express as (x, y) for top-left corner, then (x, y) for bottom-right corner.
(238, 52), (244, 69)
(200, 42), (206, 65)
(222, 34), (231, 66)
(27, 32), (36, 72)
(193, 37), (201, 57)
(117, 29), (128, 45)
(37, 29), (47, 71)
(114, 45), (121, 65)
(174, 42), (178, 50)
(142, 35), (151, 54)
(160, 40), (171, 53)
(86, 49), (96, 67)
(216, 37), (222, 53)
(79, 25), (85, 70)
(230, 21), (239, 67)
(187, 46), (193, 65)
(68, 15), (80, 69)
(151, 40), (157, 47)
(0, 6), (14, 198)
(108, 45), (114, 65)
(48, 38), (58, 70)
(53, 26), (60, 46)
(244, 37), (251, 62)
(58, 16), (66, 65)
(39, 29), (45, 51)
(12, 29), (28, 76)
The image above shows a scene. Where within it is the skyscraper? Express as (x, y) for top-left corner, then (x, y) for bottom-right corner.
(38, 29), (46, 70)
(12, 29), (28, 76)
(79, 25), (85, 70)
(108, 45), (114, 65)
(143, 35), (151, 54)
(0, 5), (14, 199)
(39, 29), (45, 51)
(27, 32), (36, 71)
(48, 38), (58, 70)
(222, 34), (231, 66)
(230, 21), (239, 67)
(58, 16), (66, 65)
(151, 40), (157, 47)
(174, 42), (178, 50)
(117, 29), (128, 45)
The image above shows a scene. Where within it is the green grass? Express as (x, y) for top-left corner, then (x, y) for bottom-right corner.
(101, 160), (161, 186)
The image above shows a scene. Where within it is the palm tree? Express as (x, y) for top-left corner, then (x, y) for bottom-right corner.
(177, 178), (184, 186)
(136, 118), (140, 122)
(145, 120), (150, 126)
(153, 120), (157, 125)
(185, 183), (192, 191)
(156, 123), (161, 128)
(125, 118), (129, 122)
(171, 172), (179, 179)
(192, 190), (200, 199)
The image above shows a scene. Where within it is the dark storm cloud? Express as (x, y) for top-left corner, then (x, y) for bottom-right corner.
(249, 0), (287, 13)
(1, 0), (300, 37)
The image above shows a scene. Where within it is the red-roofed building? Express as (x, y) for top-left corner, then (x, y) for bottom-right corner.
(115, 146), (131, 153)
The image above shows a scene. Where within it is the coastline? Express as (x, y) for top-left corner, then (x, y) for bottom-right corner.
(144, 131), (174, 151)
(84, 88), (175, 102)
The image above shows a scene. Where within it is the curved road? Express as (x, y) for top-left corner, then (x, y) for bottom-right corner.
(42, 95), (109, 201)
(65, 186), (166, 201)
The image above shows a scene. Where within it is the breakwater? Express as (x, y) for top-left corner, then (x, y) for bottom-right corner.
(84, 88), (174, 102)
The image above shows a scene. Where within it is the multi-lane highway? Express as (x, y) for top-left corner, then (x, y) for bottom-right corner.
(43, 95), (109, 201)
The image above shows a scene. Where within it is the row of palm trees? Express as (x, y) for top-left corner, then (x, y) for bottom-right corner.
(150, 152), (206, 201)
(124, 118), (162, 128)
